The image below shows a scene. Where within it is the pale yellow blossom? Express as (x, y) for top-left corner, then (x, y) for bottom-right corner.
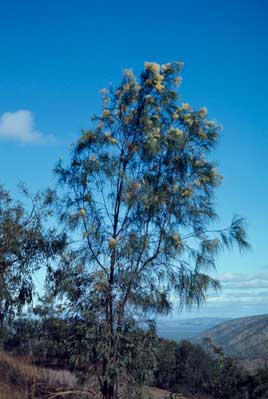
(175, 76), (182, 86)
(153, 74), (164, 92)
(183, 114), (193, 125)
(162, 63), (171, 72)
(155, 82), (164, 91)
(124, 69), (134, 78)
(123, 83), (130, 91)
(199, 107), (208, 117)
(174, 128), (183, 137)
(181, 187), (193, 197)
(172, 233), (182, 249)
(103, 110), (111, 117)
(79, 208), (86, 217)
(153, 128), (161, 138)
(181, 103), (191, 111)
(105, 134), (118, 145)
(131, 182), (141, 190)
(108, 237), (117, 249)
(198, 129), (207, 139)
(144, 62), (161, 74)
(206, 120), (216, 128)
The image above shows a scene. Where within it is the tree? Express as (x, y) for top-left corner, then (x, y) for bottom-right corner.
(49, 61), (249, 398)
(0, 185), (65, 328)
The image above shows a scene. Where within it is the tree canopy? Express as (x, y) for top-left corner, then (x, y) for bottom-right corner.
(0, 185), (65, 327)
(47, 61), (249, 399)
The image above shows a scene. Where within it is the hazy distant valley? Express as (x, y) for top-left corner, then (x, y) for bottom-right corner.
(156, 317), (230, 341)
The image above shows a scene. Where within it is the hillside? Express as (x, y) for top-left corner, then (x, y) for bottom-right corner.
(198, 314), (268, 369)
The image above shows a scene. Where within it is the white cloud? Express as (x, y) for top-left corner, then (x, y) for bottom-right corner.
(219, 272), (268, 283)
(219, 272), (268, 291)
(208, 290), (268, 304)
(0, 110), (55, 144)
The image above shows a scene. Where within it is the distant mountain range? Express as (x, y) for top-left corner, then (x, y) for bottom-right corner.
(197, 313), (268, 370)
(156, 317), (229, 341)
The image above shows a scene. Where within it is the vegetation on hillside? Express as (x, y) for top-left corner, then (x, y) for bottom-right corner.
(1, 318), (268, 399)
(198, 314), (268, 370)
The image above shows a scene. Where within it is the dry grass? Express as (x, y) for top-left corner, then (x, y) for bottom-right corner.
(0, 351), (41, 398)
(0, 351), (98, 399)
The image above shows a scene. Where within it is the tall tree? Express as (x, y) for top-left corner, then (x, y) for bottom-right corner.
(50, 61), (249, 398)
(0, 185), (65, 327)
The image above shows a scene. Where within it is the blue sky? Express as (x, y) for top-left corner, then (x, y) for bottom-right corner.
(0, 0), (267, 318)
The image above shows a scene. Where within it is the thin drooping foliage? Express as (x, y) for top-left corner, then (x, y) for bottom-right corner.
(0, 185), (65, 327)
(48, 61), (249, 398)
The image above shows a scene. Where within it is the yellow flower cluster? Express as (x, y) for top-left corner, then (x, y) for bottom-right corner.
(175, 76), (182, 87)
(103, 110), (111, 117)
(198, 129), (207, 140)
(154, 74), (164, 92)
(123, 83), (130, 91)
(80, 130), (97, 143)
(105, 133), (118, 145)
(162, 63), (171, 73)
(172, 233), (180, 241)
(172, 233), (182, 249)
(183, 114), (193, 125)
(199, 107), (208, 117)
(200, 176), (210, 184)
(124, 115), (131, 124)
(124, 69), (134, 78)
(144, 62), (161, 74)
(206, 120), (216, 128)
(108, 237), (117, 249)
(89, 155), (98, 162)
(161, 61), (184, 74)
(174, 128), (183, 137)
(144, 62), (165, 91)
(131, 181), (141, 190)
(148, 128), (160, 140)
(181, 187), (193, 197)
(172, 184), (179, 193)
(181, 103), (191, 111)
(194, 159), (206, 167)
(79, 208), (86, 217)
(169, 128), (183, 138)
(211, 167), (218, 177)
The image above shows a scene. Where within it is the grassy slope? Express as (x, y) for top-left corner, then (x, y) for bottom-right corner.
(0, 352), (79, 399)
(0, 351), (207, 399)
(0, 351), (40, 399)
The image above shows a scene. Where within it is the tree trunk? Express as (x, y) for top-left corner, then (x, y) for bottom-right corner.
(101, 380), (115, 399)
